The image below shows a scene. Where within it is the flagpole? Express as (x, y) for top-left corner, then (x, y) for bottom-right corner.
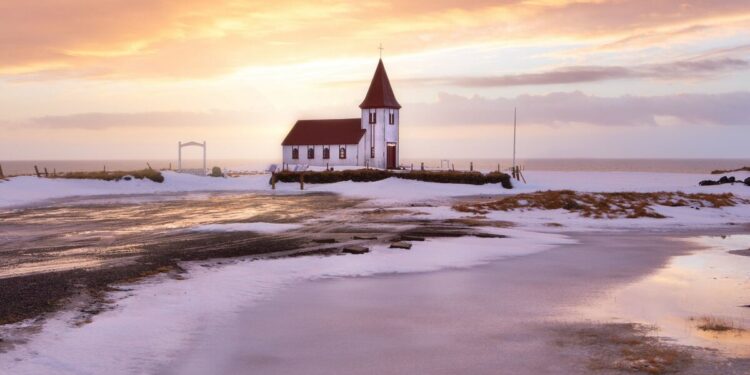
(513, 107), (516, 173)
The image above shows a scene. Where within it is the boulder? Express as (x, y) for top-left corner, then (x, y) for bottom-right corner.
(399, 235), (425, 241)
(745, 177), (750, 186)
(342, 246), (369, 255)
(699, 180), (719, 186)
(390, 242), (412, 250)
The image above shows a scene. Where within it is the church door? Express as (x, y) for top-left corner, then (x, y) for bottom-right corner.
(386, 143), (397, 169)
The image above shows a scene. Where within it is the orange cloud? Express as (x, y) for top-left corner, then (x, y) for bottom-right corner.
(1, 0), (749, 80)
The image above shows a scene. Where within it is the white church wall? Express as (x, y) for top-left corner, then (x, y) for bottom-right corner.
(282, 144), (361, 168)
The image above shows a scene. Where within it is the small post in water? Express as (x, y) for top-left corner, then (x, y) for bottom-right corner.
(44, 167), (49, 177)
(0, 163), (4, 178)
(34, 165), (41, 178)
(299, 173), (304, 190)
(271, 172), (276, 190)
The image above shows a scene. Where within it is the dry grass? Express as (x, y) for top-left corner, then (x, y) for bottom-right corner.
(711, 166), (750, 174)
(454, 190), (745, 219)
(691, 316), (746, 333)
(52, 169), (164, 183)
(558, 323), (692, 375)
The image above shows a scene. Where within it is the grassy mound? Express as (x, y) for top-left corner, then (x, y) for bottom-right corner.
(55, 169), (164, 183)
(454, 190), (744, 218)
(273, 169), (512, 188)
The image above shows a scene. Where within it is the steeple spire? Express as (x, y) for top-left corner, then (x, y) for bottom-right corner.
(359, 59), (401, 109)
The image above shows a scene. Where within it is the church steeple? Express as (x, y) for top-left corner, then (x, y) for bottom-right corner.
(359, 59), (401, 109)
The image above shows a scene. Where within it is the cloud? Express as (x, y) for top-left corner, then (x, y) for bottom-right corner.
(393, 57), (749, 88)
(20, 110), (258, 130)
(406, 91), (750, 127)
(1, 0), (749, 80)
(10, 91), (749, 132)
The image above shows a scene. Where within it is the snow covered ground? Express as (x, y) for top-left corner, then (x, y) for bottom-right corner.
(1, 169), (748, 373)
(1, 170), (749, 209)
(0, 229), (572, 375)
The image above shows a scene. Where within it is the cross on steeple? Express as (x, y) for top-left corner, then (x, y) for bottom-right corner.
(378, 43), (383, 59)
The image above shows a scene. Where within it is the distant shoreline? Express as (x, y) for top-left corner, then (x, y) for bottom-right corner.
(2, 157), (750, 175)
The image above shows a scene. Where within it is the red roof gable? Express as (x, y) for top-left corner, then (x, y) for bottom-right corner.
(359, 59), (401, 109)
(281, 118), (365, 146)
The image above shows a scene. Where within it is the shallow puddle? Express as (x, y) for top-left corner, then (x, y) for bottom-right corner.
(579, 234), (750, 357)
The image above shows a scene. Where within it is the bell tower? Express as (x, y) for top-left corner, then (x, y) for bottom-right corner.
(359, 59), (401, 169)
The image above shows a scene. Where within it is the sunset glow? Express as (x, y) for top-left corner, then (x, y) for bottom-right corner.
(1, 0), (749, 159)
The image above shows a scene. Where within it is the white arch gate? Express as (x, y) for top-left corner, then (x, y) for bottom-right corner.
(178, 141), (207, 176)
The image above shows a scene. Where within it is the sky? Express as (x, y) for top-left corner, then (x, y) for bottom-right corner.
(1, 0), (749, 161)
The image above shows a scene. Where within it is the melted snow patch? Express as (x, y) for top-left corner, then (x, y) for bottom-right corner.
(190, 222), (301, 233)
(0, 229), (571, 375)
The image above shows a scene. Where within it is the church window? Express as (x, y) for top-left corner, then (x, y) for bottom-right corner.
(339, 146), (346, 159)
(292, 147), (299, 159)
(307, 147), (315, 159)
(389, 110), (395, 125)
(369, 111), (376, 124)
(370, 146), (375, 158)
(323, 147), (330, 159)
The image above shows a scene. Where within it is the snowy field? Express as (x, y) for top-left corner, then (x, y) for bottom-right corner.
(1, 169), (749, 374)
(1, 170), (749, 208)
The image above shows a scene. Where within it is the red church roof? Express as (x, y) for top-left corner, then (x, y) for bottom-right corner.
(359, 59), (401, 109)
(281, 118), (365, 146)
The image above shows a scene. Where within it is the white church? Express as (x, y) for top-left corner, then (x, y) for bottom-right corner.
(281, 59), (401, 169)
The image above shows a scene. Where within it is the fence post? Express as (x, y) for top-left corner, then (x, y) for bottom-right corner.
(271, 172), (276, 190)
(300, 173), (304, 190)
(0, 163), (4, 178)
(44, 167), (49, 177)
(34, 165), (41, 178)
(103, 165), (106, 173)
(470, 162), (473, 172)
(420, 162), (424, 171)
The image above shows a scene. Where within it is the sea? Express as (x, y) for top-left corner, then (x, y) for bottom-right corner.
(2, 158), (749, 176)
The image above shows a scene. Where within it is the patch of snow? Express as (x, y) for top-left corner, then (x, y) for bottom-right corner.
(1, 170), (749, 209)
(190, 222), (301, 233)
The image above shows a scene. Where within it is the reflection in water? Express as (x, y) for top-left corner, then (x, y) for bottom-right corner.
(0, 192), (356, 278)
(580, 235), (750, 357)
